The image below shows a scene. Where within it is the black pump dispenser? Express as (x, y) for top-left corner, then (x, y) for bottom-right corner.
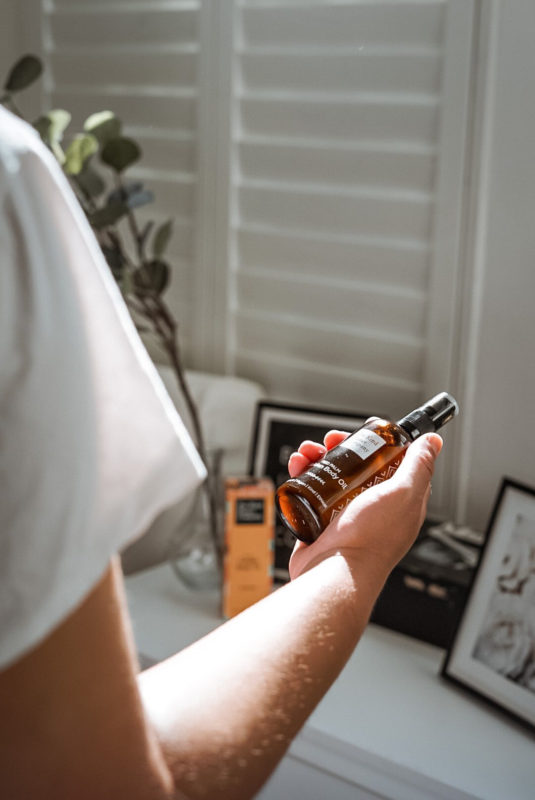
(397, 391), (459, 440)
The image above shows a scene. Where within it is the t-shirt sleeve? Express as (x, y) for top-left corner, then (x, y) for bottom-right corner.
(0, 110), (206, 670)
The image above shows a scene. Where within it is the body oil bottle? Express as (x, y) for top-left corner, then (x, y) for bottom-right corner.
(276, 392), (459, 544)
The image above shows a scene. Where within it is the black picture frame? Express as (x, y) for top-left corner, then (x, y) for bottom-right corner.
(248, 400), (371, 582)
(442, 477), (535, 732)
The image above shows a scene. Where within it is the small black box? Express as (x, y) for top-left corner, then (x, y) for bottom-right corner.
(370, 521), (479, 649)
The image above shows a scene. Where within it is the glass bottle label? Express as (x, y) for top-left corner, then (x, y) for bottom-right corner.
(341, 429), (386, 459)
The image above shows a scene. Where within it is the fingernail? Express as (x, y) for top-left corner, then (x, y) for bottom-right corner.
(426, 433), (443, 458)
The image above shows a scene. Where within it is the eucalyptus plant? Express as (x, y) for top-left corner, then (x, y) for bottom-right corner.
(2, 55), (221, 565)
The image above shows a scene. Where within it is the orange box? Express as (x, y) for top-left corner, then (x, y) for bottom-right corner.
(222, 477), (275, 618)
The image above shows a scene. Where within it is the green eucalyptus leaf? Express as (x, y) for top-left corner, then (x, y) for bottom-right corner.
(84, 110), (121, 146)
(4, 55), (43, 93)
(51, 141), (66, 165)
(33, 109), (71, 166)
(33, 115), (51, 143)
(100, 136), (140, 173)
(33, 109), (70, 145)
(133, 259), (170, 295)
(48, 109), (71, 139)
(88, 200), (128, 229)
(64, 133), (98, 175)
(75, 165), (106, 199)
(152, 219), (173, 258)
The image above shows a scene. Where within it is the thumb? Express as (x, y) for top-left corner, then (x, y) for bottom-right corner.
(393, 433), (443, 496)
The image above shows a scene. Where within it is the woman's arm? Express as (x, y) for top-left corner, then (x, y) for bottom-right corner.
(0, 433), (441, 800)
(139, 431), (443, 799)
(139, 547), (385, 799)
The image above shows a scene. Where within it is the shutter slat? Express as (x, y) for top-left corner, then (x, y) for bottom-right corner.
(240, 50), (441, 94)
(52, 1), (199, 9)
(126, 132), (195, 174)
(49, 89), (196, 132)
(48, 49), (198, 88)
(238, 139), (435, 191)
(47, 8), (198, 47)
(237, 183), (431, 241)
(240, 95), (438, 143)
(235, 310), (423, 382)
(235, 224), (429, 289)
(235, 352), (421, 418)
(241, 4), (445, 49)
(235, 271), (426, 339)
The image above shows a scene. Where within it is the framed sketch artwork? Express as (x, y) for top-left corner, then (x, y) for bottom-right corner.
(248, 401), (371, 583)
(442, 478), (535, 731)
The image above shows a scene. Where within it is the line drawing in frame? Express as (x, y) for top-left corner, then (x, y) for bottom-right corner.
(442, 477), (535, 732)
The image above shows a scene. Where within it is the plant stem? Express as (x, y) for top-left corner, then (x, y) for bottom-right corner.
(137, 292), (223, 569)
(111, 211), (222, 568)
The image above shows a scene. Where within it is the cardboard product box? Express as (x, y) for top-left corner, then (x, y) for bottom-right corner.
(223, 477), (275, 619)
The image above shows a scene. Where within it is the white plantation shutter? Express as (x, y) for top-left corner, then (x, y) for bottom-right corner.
(33, 0), (475, 413)
(41, 0), (201, 359)
(27, 0), (475, 511)
(226, 0), (474, 421)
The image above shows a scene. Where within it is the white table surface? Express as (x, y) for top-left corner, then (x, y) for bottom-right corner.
(125, 562), (535, 800)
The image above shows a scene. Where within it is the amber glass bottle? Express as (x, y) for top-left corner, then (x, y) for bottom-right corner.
(276, 392), (459, 544)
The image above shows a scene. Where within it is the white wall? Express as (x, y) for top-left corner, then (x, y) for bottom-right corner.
(458, 0), (535, 529)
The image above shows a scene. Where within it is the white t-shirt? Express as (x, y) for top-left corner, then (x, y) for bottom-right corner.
(0, 107), (206, 669)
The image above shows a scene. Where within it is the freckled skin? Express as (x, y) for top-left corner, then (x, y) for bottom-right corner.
(147, 432), (440, 798)
(3, 434), (441, 800)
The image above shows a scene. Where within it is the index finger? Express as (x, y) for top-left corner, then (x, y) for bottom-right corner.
(288, 440), (327, 477)
(323, 417), (381, 451)
(323, 430), (350, 450)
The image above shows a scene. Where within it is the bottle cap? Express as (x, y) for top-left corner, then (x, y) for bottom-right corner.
(398, 391), (459, 440)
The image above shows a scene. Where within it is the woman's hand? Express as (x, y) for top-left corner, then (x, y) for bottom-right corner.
(287, 427), (443, 582)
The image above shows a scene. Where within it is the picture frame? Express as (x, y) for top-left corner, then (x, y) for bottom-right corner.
(248, 401), (371, 583)
(442, 478), (535, 731)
